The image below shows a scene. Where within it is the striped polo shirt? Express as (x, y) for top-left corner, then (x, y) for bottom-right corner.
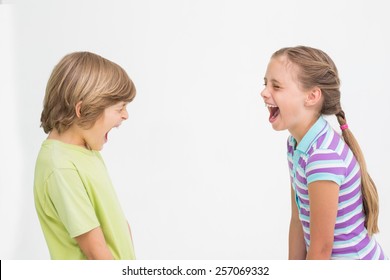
(287, 116), (386, 259)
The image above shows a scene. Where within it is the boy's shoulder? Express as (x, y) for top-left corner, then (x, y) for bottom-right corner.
(37, 139), (101, 171)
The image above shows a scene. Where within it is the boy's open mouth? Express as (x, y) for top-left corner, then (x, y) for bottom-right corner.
(105, 131), (110, 142)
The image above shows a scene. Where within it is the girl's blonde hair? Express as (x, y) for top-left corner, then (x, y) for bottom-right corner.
(41, 51), (136, 134)
(273, 46), (379, 235)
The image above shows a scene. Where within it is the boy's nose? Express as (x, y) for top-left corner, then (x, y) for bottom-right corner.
(122, 108), (129, 120)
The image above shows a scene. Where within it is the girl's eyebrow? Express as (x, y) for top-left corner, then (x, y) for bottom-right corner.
(265, 78), (281, 85)
(264, 77), (281, 83)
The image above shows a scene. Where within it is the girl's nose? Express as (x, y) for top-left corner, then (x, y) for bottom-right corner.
(260, 88), (269, 99)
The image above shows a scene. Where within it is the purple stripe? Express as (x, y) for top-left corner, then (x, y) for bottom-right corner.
(316, 133), (326, 148)
(334, 221), (365, 241)
(362, 243), (378, 260)
(337, 197), (363, 215)
(379, 247), (385, 259)
(298, 196), (309, 205)
(332, 246), (356, 254)
(301, 220), (310, 228)
(300, 207), (309, 217)
(340, 144), (349, 160)
(335, 212), (365, 230)
(296, 186), (308, 196)
(354, 234), (371, 252)
(306, 123), (328, 151)
(340, 170), (360, 190)
(332, 234), (370, 254)
(308, 152), (342, 163)
(298, 201), (363, 222)
(296, 173), (307, 186)
(339, 185), (361, 203)
(346, 158), (358, 174)
(298, 157), (306, 168)
(328, 133), (340, 150)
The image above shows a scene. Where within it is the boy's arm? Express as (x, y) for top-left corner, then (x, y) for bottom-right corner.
(74, 227), (114, 260)
(288, 186), (307, 260)
(306, 180), (339, 260)
(127, 222), (134, 243)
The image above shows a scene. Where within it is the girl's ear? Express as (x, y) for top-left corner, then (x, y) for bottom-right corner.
(305, 87), (322, 107)
(75, 101), (82, 118)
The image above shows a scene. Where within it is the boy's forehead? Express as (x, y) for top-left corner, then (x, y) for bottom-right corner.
(111, 101), (128, 107)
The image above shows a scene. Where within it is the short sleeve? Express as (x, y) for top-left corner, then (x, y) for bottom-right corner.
(306, 149), (347, 186)
(46, 169), (100, 237)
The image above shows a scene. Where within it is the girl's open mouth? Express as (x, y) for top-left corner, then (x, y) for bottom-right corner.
(266, 103), (280, 123)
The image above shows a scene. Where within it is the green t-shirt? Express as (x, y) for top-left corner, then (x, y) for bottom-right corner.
(34, 139), (136, 260)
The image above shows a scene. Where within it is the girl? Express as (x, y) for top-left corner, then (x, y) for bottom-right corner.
(260, 46), (387, 260)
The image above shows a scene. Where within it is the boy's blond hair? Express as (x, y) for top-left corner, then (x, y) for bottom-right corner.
(41, 51), (136, 134)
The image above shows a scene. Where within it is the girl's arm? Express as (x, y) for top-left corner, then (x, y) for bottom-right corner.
(74, 226), (114, 260)
(288, 186), (307, 259)
(306, 180), (339, 260)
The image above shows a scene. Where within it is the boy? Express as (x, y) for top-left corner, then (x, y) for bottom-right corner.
(34, 51), (136, 259)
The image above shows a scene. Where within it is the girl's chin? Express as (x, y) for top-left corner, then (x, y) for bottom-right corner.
(271, 122), (286, 131)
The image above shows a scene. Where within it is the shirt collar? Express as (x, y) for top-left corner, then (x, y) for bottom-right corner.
(295, 116), (328, 153)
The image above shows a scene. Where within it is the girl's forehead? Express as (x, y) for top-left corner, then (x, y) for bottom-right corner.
(266, 56), (297, 79)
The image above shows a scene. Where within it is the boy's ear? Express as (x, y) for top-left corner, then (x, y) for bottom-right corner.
(305, 87), (322, 107)
(75, 101), (82, 118)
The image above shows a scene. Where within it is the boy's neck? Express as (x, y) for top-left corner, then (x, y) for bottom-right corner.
(48, 127), (88, 149)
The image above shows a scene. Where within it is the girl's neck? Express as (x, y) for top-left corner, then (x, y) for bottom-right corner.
(290, 115), (321, 145)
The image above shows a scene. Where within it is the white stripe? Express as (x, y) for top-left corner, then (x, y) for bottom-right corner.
(333, 230), (367, 249)
(321, 128), (334, 148)
(334, 216), (365, 236)
(344, 149), (354, 167)
(338, 190), (361, 210)
(358, 238), (377, 259)
(335, 204), (363, 224)
(339, 165), (360, 195)
(334, 138), (344, 154)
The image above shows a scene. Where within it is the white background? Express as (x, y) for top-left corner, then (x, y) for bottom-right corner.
(1, 0), (389, 259)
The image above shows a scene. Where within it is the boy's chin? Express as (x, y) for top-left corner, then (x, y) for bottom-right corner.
(87, 142), (105, 151)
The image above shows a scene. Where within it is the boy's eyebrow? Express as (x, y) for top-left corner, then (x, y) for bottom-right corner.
(116, 101), (127, 107)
